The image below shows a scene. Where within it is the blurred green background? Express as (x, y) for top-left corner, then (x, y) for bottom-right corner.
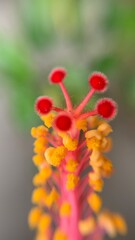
(0, 0), (135, 239)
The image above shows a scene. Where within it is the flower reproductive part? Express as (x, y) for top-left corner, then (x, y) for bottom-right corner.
(29, 68), (127, 240)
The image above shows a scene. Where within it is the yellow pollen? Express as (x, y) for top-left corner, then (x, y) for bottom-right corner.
(112, 213), (127, 235)
(89, 177), (104, 192)
(32, 155), (45, 166)
(32, 187), (47, 204)
(31, 126), (48, 138)
(89, 116), (101, 128)
(85, 130), (102, 140)
(63, 134), (78, 151)
(76, 119), (87, 131)
(60, 201), (71, 217)
(90, 149), (101, 162)
(28, 207), (43, 229)
(38, 214), (51, 232)
(53, 229), (68, 240)
(98, 210), (122, 238)
(87, 193), (102, 213)
(33, 167), (52, 186)
(101, 137), (112, 152)
(86, 137), (101, 150)
(98, 122), (113, 136)
(79, 217), (96, 236)
(66, 159), (78, 172)
(45, 146), (67, 167)
(41, 113), (55, 128)
(44, 188), (59, 208)
(66, 174), (79, 190)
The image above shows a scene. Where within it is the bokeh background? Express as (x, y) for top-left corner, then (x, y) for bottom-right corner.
(0, 0), (135, 239)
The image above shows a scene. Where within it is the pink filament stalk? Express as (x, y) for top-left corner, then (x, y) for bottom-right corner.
(59, 82), (73, 111)
(74, 89), (95, 116)
(79, 109), (97, 119)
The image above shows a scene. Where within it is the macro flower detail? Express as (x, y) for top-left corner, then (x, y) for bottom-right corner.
(29, 68), (127, 240)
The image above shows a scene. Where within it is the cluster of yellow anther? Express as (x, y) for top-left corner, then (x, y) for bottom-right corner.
(76, 119), (88, 131)
(62, 134), (78, 151)
(66, 158), (78, 172)
(66, 173), (80, 190)
(40, 113), (56, 128)
(53, 229), (68, 240)
(60, 201), (71, 216)
(31, 125), (48, 167)
(79, 217), (96, 236)
(85, 122), (114, 193)
(33, 167), (52, 186)
(45, 146), (67, 166)
(98, 210), (127, 237)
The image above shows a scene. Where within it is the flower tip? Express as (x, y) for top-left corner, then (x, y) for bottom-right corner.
(96, 98), (117, 120)
(54, 113), (73, 132)
(49, 68), (67, 84)
(89, 72), (109, 92)
(35, 96), (53, 115)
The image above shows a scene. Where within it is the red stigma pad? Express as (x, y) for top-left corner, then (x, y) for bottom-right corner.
(96, 98), (117, 120)
(89, 72), (108, 92)
(35, 96), (53, 115)
(49, 68), (67, 84)
(54, 114), (72, 131)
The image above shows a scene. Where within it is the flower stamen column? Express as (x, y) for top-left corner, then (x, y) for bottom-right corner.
(29, 68), (127, 240)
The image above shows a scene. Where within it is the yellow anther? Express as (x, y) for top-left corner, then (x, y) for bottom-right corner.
(60, 201), (71, 217)
(76, 119), (87, 131)
(32, 187), (47, 204)
(98, 211), (127, 237)
(98, 122), (113, 136)
(36, 233), (49, 240)
(32, 155), (45, 166)
(44, 188), (59, 208)
(90, 149), (101, 162)
(90, 155), (105, 168)
(63, 134), (78, 151)
(89, 172), (101, 181)
(89, 177), (104, 192)
(86, 137), (101, 150)
(79, 217), (96, 236)
(28, 207), (42, 229)
(33, 167), (52, 186)
(66, 159), (78, 172)
(89, 116), (101, 128)
(34, 137), (47, 147)
(85, 130), (102, 140)
(112, 214), (127, 235)
(34, 137), (47, 154)
(31, 126), (48, 138)
(101, 158), (113, 178)
(66, 174), (79, 190)
(53, 229), (68, 240)
(101, 137), (112, 152)
(98, 211), (117, 237)
(87, 193), (102, 213)
(38, 214), (51, 232)
(41, 113), (55, 128)
(45, 146), (67, 167)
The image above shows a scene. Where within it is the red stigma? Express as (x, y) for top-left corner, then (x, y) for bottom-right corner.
(49, 68), (67, 84)
(35, 96), (53, 115)
(96, 98), (117, 120)
(54, 113), (72, 131)
(89, 72), (108, 92)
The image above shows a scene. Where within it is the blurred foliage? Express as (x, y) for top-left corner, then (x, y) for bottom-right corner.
(0, 0), (135, 130)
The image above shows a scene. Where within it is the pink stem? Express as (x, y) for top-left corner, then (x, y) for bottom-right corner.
(59, 82), (73, 111)
(52, 106), (63, 112)
(74, 89), (95, 116)
(79, 109), (97, 119)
